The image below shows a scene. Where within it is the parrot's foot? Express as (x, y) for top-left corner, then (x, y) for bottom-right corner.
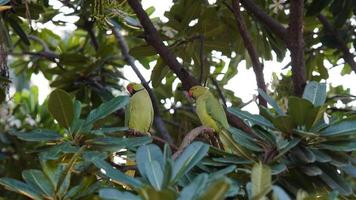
(206, 131), (223, 149)
(127, 129), (150, 136)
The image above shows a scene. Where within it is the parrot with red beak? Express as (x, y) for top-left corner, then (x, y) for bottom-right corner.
(125, 83), (154, 134)
(188, 85), (252, 159)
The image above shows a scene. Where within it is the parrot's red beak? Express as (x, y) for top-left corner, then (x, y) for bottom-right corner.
(127, 85), (133, 95)
(188, 90), (193, 98)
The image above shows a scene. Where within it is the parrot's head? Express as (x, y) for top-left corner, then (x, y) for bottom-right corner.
(188, 86), (208, 99)
(127, 83), (145, 96)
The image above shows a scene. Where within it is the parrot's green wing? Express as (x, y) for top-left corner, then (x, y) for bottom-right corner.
(205, 93), (253, 160)
(205, 93), (229, 129)
(149, 103), (154, 129)
(125, 100), (132, 127)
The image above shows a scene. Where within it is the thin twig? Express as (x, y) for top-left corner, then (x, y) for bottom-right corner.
(111, 27), (173, 143)
(7, 51), (64, 70)
(127, 0), (199, 90)
(230, 0), (267, 107)
(172, 126), (213, 159)
(28, 35), (51, 52)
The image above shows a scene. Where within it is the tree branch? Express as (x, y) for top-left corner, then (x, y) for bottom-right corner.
(127, 0), (199, 90)
(18, 51), (59, 59)
(112, 27), (173, 143)
(83, 20), (99, 51)
(172, 126), (213, 159)
(28, 35), (51, 52)
(288, 0), (306, 96)
(317, 14), (356, 73)
(127, 0), (259, 137)
(231, 0), (267, 107)
(239, 0), (288, 42)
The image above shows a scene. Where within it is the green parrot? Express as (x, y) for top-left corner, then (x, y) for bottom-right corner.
(126, 83), (154, 134)
(188, 85), (252, 159)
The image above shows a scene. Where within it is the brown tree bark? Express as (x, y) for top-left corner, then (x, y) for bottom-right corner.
(127, 0), (199, 91)
(288, 0), (307, 96)
(231, 0), (267, 107)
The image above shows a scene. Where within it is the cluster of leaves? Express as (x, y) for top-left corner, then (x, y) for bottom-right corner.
(230, 81), (356, 196)
(0, 82), (354, 199)
(0, 0), (355, 199)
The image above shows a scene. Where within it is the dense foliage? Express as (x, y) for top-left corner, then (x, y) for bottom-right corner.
(0, 0), (355, 199)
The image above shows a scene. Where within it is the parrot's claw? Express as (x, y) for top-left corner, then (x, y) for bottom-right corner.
(128, 129), (150, 136)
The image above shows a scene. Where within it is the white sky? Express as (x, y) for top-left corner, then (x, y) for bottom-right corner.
(30, 0), (356, 114)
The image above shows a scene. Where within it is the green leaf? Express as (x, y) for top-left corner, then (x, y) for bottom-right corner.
(136, 144), (164, 183)
(257, 89), (285, 115)
(319, 165), (352, 195)
(139, 186), (178, 200)
(124, 16), (142, 29)
(311, 149), (331, 163)
(22, 169), (54, 198)
(0, 0), (10, 5)
(48, 89), (74, 128)
(209, 165), (236, 180)
(6, 15), (30, 45)
(272, 116), (295, 133)
(251, 162), (272, 200)
(89, 158), (142, 188)
(292, 146), (316, 163)
(13, 129), (62, 142)
(271, 163), (287, 175)
(129, 45), (157, 58)
(319, 141), (356, 151)
(306, 0), (332, 16)
(151, 58), (169, 88)
(39, 143), (79, 160)
(172, 142), (209, 183)
(64, 176), (98, 199)
(273, 138), (300, 161)
(99, 188), (140, 200)
(302, 81), (326, 106)
(83, 96), (129, 129)
(229, 127), (263, 152)
(91, 127), (128, 136)
(287, 96), (316, 128)
(0, 177), (42, 199)
(40, 157), (75, 196)
(320, 120), (356, 137)
(178, 174), (208, 200)
(87, 136), (152, 151)
(144, 161), (164, 190)
(300, 166), (322, 176)
(212, 156), (253, 165)
(228, 107), (275, 128)
(198, 179), (230, 200)
(272, 186), (291, 200)
(59, 53), (89, 66)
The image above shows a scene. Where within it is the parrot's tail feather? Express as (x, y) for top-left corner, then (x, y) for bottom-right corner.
(219, 129), (254, 160)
